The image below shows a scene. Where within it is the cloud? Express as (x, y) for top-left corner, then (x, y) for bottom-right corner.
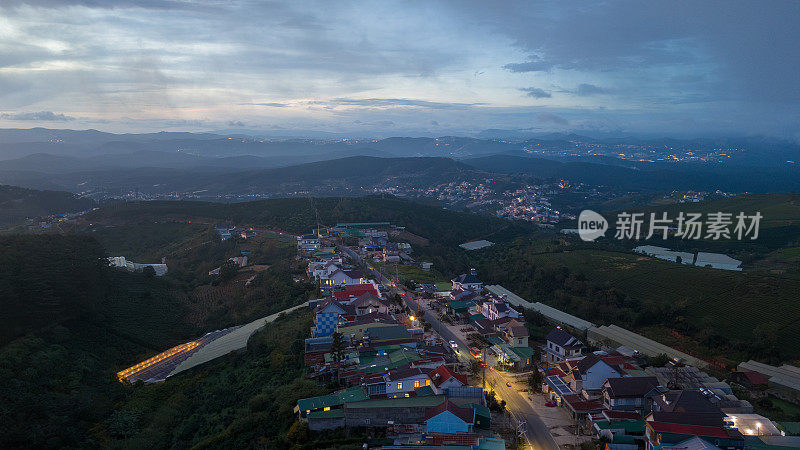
(574, 83), (607, 96)
(519, 87), (552, 99)
(328, 98), (485, 109)
(227, 120), (246, 127)
(536, 112), (569, 126)
(251, 102), (289, 108)
(0, 111), (75, 121)
(503, 60), (552, 73)
(0, 1), (797, 138)
(353, 119), (395, 127)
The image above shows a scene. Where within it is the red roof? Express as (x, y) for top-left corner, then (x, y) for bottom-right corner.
(333, 283), (378, 298)
(545, 367), (567, 377)
(429, 364), (468, 387)
(647, 421), (734, 439)
(411, 356), (446, 368)
(424, 399), (475, 423)
(562, 394), (604, 413)
(739, 370), (770, 385)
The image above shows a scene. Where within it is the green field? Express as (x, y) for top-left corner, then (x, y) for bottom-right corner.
(518, 248), (800, 361)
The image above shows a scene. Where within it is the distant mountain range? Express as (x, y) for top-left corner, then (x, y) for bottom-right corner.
(2, 128), (800, 196)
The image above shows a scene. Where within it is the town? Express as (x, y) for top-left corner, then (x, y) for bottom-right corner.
(111, 220), (799, 449)
(292, 222), (800, 448)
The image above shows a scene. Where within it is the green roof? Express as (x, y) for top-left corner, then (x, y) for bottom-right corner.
(367, 325), (411, 341)
(307, 409), (345, 419)
(510, 346), (535, 359)
(435, 282), (452, 291)
(360, 348), (421, 373)
(297, 386), (368, 412)
(487, 336), (505, 345)
(595, 420), (645, 434)
(470, 313), (486, 321)
(448, 300), (475, 312)
(346, 395), (445, 409)
(612, 434), (636, 444)
(464, 402), (491, 419)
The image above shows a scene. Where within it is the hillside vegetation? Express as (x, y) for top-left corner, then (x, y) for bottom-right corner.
(0, 231), (317, 448)
(0, 184), (95, 226)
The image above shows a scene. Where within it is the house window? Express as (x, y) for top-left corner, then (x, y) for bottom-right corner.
(365, 418), (371, 425)
(414, 380), (420, 388)
(323, 406), (330, 411)
(426, 380), (430, 386)
(397, 382), (403, 390)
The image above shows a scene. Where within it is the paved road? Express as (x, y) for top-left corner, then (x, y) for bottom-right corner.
(489, 370), (560, 450)
(169, 301), (309, 377)
(341, 245), (558, 449)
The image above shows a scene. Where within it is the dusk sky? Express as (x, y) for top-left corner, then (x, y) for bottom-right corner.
(1, 1), (799, 138)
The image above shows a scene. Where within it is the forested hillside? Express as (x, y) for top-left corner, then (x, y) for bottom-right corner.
(0, 185), (95, 226)
(0, 231), (317, 448)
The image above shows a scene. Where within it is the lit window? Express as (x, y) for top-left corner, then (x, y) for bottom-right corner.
(426, 380), (430, 386)
(414, 380), (420, 388)
(397, 382), (403, 390)
(323, 406), (330, 411)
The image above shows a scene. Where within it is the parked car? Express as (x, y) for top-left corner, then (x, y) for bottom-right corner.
(449, 340), (458, 348)
(545, 401), (556, 407)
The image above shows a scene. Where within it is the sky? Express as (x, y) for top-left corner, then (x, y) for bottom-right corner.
(0, 0), (799, 138)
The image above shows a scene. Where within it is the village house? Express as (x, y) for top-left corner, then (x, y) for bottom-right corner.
(567, 354), (627, 396)
(424, 400), (475, 434)
(326, 268), (365, 286)
(602, 376), (662, 413)
(297, 234), (321, 251)
(350, 293), (390, 316)
(481, 297), (522, 321)
(544, 327), (586, 364)
(313, 299), (354, 337)
(382, 242), (401, 263)
(498, 319), (529, 347)
(385, 367), (433, 398)
(429, 364), (468, 394)
(451, 269), (483, 292)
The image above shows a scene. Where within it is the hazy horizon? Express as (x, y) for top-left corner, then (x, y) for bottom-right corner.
(1, 1), (798, 139)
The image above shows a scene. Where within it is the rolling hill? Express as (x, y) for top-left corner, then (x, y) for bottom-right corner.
(0, 185), (96, 226)
(466, 154), (800, 193)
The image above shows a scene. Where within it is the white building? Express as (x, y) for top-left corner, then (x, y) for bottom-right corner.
(695, 252), (742, 271)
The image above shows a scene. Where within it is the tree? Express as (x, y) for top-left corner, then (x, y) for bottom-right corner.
(330, 331), (345, 364)
(141, 265), (156, 278)
(468, 359), (481, 377)
(528, 370), (542, 391)
(218, 260), (239, 282)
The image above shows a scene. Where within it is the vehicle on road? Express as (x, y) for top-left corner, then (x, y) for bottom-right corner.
(449, 340), (458, 348)
(506, 382), (512, 387)
(545, 401), (556, 407)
